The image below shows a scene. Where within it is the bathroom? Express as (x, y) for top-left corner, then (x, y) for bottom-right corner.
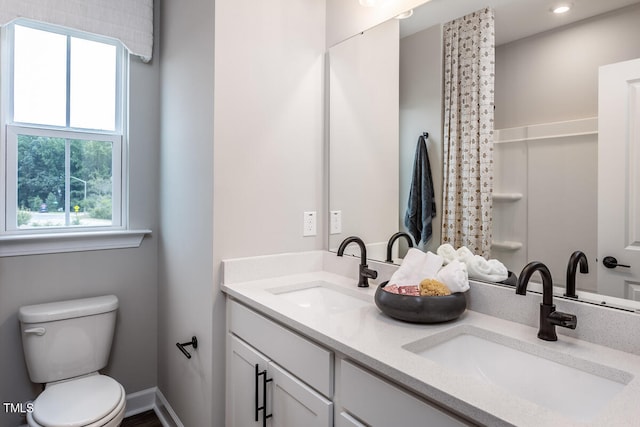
(1, 0), (639, 426)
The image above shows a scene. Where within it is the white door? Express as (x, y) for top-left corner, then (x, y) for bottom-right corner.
(227, 334), (270, 427)
(598, 58), (640, 301)
(268, 361), (333, 427)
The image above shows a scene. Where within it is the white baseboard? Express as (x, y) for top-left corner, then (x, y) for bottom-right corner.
(153, 388), (184, 427)
(125, 387), (183, 427)
(124, 387), (156, 417)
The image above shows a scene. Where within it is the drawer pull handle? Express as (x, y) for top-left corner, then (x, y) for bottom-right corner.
(255, 364), (273, 426)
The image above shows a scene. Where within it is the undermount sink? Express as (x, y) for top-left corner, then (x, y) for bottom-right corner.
(403, 325), (632, 423)
(268, 281), (371, 314)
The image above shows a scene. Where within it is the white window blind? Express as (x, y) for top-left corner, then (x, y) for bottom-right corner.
(0, 0), (153, 61)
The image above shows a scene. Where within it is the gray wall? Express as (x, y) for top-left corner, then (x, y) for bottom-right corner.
(0, 20), (160, 427)
(495, 3), (640, 129)
(157, 0), (215, 425)
(399, 23), (443, 254)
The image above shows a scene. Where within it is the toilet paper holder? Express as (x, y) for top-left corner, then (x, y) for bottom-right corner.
(176, 336), (198, 359)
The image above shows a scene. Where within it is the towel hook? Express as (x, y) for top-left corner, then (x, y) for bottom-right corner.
(176, 336), (198, 359)
(422, 131), (429, 139)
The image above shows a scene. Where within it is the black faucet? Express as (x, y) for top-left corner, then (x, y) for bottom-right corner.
(385, 232), (414, 263)
(337, 236), (378, 288)
(565, 251), (589, 299)
(515, 261), (577, 341)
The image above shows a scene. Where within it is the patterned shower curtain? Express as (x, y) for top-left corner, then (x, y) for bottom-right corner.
(441, 7), (495, 257)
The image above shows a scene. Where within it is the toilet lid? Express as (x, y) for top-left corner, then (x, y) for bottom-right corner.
(33, 375), (123, 427)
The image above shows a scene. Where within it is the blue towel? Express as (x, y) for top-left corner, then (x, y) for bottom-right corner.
(404, 135), (436, 245)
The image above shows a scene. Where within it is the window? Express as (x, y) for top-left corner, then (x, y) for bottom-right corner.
(1, 20), (128, 235)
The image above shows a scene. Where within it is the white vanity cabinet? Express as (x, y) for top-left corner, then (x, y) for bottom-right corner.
(227, 300), (333, 427)
(337, 360), (470, 427)
(226, 299), (470, 427)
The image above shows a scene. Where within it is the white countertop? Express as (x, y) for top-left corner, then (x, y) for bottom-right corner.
(221, 251), (640, 427)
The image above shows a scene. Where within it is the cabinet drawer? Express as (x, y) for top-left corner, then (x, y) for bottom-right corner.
(229, 300), (333, 397)
(336, 411), (366, 427)
(339, 360), (469, 427)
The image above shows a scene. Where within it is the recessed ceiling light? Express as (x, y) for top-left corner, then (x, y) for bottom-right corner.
(551, 3), (572, 14)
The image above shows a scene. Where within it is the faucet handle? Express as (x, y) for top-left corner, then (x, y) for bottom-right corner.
(361, 265), (378, 279)
(357, 265), (378, 288)
(548, 311), (577, 329)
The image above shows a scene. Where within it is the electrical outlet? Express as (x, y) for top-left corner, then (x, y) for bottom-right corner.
(330, 210), (342, 234)
(303, 211), (316, 236)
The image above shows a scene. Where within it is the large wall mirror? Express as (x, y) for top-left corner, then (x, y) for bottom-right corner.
(328, 0), (640, 309)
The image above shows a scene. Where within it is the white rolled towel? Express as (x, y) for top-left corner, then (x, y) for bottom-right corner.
(467, 255), (508, 282)
(422, 251), (445, 279)
(436, 243), (458, 265)
(388, 248), (443, 286)
(436, 259), (469, 293)
(488, 259), (509, 281)
(456, 246), (475, 264)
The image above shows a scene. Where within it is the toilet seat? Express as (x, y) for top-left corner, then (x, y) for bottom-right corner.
(28, 375), (125, 427)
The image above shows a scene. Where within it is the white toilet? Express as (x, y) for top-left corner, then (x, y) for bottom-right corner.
(18, 295), (126, 427)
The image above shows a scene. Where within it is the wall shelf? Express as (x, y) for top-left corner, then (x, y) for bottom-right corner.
(493, 192), (523, 202)
(491, 240), (523, 251)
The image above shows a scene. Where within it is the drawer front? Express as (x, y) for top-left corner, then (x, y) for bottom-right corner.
(339, 360), (469, 427)
(229, 300), (333, 397)
(336, 411), (367, 427)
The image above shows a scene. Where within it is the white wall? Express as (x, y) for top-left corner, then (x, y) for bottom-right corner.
(213, 0), (326, 261)
(399, 23), (443, 253)
(326, 0), (426, 47)
(329, 19), (399, 255)
(158, 0), (215, 425)
(0, 26), (160, 427)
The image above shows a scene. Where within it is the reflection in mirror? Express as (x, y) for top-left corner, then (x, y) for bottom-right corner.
(328, 0), (640, 307)
(329, 19), (400, 261)
(440, 7), (495, 258)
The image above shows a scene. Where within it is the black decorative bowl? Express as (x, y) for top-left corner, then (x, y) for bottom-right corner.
(499, 271), (518, 287)
(374, 281), (467, 324)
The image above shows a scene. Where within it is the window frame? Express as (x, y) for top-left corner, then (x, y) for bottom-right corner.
(5, 125), (123, 233)
(0, 19), (151, 257)
(1, 19), (130, 237)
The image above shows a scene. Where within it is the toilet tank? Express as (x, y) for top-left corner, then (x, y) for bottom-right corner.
(18, 295), (119, 384)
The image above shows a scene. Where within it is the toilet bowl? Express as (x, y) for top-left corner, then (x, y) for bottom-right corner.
(18, 296), (125, 427)
(27, 375), (126, 427)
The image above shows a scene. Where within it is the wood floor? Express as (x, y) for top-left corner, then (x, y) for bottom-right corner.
(121, 410), (163, 427)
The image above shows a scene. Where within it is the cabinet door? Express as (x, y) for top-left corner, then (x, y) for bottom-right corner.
(340, 360), (469, 427)
(227, 334), (270, 427)
(268, 361), (333, 427)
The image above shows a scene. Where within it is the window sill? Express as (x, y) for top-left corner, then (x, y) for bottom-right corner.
(0, 229), (152, 257)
